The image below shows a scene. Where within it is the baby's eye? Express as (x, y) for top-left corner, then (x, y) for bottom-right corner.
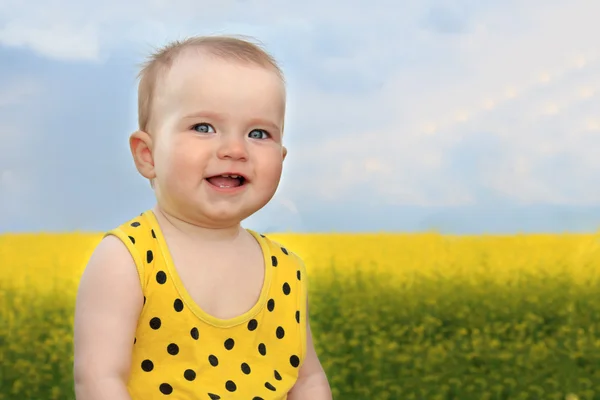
(248, 129), (269, 139)
(192, 123), (215, 133)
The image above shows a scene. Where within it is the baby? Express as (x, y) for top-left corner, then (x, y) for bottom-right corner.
(73, 35), (332, 400)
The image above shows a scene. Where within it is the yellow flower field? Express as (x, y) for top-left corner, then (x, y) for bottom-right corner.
(2, 231), (600, 399)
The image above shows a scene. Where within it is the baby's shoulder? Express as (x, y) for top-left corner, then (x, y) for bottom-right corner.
(102, 211), (158, 255)
(107, 212), (155, 239)
(95, 211), (158, 286)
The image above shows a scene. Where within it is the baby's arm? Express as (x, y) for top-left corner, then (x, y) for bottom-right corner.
(73, 235), (144, 400)
(288, 298), (332, 400)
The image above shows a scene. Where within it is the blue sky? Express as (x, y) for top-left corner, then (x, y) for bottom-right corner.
(1, 0), (600, 234)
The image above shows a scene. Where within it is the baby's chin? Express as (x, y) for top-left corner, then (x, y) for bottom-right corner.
(166, 198), (270, 227)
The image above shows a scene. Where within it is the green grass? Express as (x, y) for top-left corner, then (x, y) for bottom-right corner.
(311, 269), (600, 400)
(2, 267), (600, 399)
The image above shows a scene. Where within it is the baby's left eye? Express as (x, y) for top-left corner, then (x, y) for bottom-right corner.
(249, 129), (269, 139)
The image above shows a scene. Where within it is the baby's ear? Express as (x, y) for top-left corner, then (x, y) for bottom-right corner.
(129, 130), (155, 180)
(282, 145), (288, 161)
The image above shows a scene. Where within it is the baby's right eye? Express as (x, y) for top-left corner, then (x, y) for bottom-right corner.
(192, 123), (215, 133)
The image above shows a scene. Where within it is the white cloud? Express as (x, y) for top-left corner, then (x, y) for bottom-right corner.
(0, 0), (241, 61)
(0, 0), (485, 62)
(2, 0), (599, 209)
(276, 0), (600, 207)
(0, 22), (100, 61)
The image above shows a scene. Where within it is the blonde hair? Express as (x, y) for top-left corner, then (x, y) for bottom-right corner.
(136, 34), (284, 134)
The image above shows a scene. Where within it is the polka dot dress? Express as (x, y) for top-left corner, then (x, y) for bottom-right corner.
(104, 210), (308, 399)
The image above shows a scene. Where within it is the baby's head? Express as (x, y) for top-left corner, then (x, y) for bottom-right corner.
(129, 35), (288, 228)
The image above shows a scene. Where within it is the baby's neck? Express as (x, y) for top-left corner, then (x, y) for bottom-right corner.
(152, 205), (245, 244)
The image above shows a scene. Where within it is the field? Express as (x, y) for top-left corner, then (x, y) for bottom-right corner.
(2, 231), (600, 400)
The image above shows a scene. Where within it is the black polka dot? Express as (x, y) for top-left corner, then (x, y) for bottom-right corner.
(241, 363), (251, 374)
(290, 355), (300, 367)
(225, 381), (237, 392)
(265, 382), (276, 391)
(209, 355), (218, 366)
(147, 250), (154, 263)
(283, 282), (291, 295)
(271, 256), (278, 267)
(159, 383), (172, 394)
(156, 271), (167, 284)
(151, 229), (156, 238)
(208, 394), (221, 400)
(150, 317), (161, 330)
(167, 343), (179, 355)
(248, 319), (258, 331)
(276, 326), (285, 339)
(297, 270), (301, 280)
(141, 359), (154, 372)
(184, 369), (196, 381)
(253, 398), (264, 400)
(128, 236), (135, 244)
(131, 221), (141, 227)
(224, 338), (234, 350)
(174, 299), (184, 312)
(274, 370), (282, 380)
(258, 343), (266, 356)
(190, 327), (199, 340)
(134, 337), (136, 344)
(260, 233), (265, 238)
(267, 299), (275, 312)
(281, 247), (288, 255)
(295, 311), (300, 323)
(143, 296), (146, 305)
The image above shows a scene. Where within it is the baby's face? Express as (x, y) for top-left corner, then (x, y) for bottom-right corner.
(148, 50), (287, 227)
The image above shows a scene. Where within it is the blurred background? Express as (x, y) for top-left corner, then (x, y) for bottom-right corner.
(1, 1), (600, 399)
(2, 0), (600, 235)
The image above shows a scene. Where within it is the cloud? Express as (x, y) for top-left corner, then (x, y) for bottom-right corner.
(276, 0), (600, 207)
(0, 0), (241, 62)
(1, 0), (600, 234)
(0, 22), (100, 61)
(0, 0), (505, 62)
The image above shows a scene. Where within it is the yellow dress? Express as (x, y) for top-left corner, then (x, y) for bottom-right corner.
(105, 210), (308, 399)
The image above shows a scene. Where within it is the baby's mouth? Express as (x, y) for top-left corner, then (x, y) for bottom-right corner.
(205, 174), (246, 188)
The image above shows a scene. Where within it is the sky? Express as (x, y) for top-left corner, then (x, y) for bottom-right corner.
(1, 0), (600, 234)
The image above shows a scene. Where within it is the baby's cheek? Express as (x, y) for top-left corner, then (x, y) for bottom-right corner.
(168, 144), (203, 173)
(154, 151), (196, 193)
(259, 157), (283, 183)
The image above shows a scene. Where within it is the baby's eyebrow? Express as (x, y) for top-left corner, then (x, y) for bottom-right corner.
(181, 110), (226, 121)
